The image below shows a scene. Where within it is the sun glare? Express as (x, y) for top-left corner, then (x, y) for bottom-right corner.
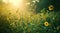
(2, 0), (30, 16)
(2, 0), (23, 7)
(2, 0), (8, 3)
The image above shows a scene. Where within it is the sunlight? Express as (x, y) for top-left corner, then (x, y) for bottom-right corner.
(9, 0), (23, 7)
(2, 0), (23, 7)
(2, 0), (31, 17)
(2, 0), (8, 3)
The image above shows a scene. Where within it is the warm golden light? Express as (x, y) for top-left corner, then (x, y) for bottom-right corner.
(2, 0), (31, 17)
(2, 0), (23, 7)
(2, 0), (8, 3)
(9, 0), (23, 7)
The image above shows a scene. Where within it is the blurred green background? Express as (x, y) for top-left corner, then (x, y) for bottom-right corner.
(0, 0), (60, 33)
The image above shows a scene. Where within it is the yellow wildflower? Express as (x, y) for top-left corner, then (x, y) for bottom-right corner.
(48, 5), (54, 11)
(44, 22), (49, 26)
